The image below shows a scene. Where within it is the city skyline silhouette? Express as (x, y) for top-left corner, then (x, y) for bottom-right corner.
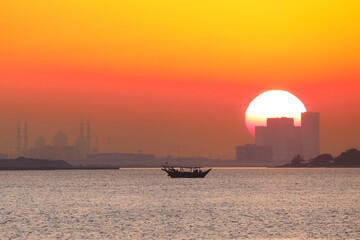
(1, 2), (360, 239)
(1, 1), (360, 160)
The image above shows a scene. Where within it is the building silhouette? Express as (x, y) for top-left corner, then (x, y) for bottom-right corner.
(74, 120), (87, 160)
(15, 120), (29, 157)
(301, 112), (320, 160)
(16, 121), (21, 156)
(18, 120), (158, 166)
(23, 122), (89, 165)
(24, 120), (28, 152)
(255, 117), (302, 163)
(52, 131), (68, 147)
(86, 120), (91, 154)
(237, 112), (320, 165)
(25, 131), (80, 165)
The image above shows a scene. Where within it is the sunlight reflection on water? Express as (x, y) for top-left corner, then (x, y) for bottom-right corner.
(0, 168), (359, 239)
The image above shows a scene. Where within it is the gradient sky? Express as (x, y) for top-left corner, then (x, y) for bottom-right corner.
(1, 1), (359, 158)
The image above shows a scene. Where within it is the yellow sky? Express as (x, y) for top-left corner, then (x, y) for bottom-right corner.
(1, 1), (360, 82)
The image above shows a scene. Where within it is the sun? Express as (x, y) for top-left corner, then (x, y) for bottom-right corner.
(245, 90), (306, 137)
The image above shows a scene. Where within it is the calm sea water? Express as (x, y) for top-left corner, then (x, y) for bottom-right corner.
(0, 168), (359, 239)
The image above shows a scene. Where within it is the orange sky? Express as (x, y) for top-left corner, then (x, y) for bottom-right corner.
(1, 1), (360, 158)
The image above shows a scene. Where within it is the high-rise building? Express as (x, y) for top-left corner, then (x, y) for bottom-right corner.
(255, 117), (302, 163)
(251, 113), (320, 164)
(301, 112), (320, 160)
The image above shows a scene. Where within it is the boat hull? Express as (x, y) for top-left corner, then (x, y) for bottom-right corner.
(162, 168), (211, 178)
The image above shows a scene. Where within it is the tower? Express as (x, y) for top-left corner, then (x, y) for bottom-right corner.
(24, 120), (28, 152)
(301, 112), (320, 160)
(80, 119), (84, 138)
(255, 117), (302, 163)
(75, 120), (86, 160)
(16, 121), (21, 156)
(86, 120), (91, 154)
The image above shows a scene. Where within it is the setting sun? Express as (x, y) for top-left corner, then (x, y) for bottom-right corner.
(245, 90), (307, 136)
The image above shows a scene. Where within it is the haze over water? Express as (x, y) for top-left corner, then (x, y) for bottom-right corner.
(1, 168), (359, 239)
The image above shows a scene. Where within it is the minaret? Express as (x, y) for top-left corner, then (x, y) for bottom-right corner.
(16, 121), (21, 156)
(24, 120), (28, 152)
(75, 120), (86, 160)
(86, 120), (91, 154)
(80, 119), (84, 138)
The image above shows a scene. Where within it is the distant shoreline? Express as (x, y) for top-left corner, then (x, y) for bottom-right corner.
(1, 166), (360, 171)
(1, 151), (360, 170)
(275, 165), (360, 168)
(0, 166), (121, 171)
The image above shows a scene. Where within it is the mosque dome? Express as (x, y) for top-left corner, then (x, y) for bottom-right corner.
(52, 131), (68, 146)
(35, 136), (46, 148)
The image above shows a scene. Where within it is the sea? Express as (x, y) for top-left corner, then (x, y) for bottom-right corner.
(0, 168), (359, 239)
